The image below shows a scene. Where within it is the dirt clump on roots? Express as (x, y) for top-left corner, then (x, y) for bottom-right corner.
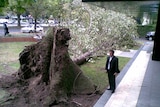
(0, 27), (102, 107)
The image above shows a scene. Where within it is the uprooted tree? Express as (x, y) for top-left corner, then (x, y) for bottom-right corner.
(1, 27), (96, 107)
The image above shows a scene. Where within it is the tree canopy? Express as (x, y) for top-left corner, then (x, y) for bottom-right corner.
(0, 0), (8, 13)
(8, 0), (26, 26)
(61, 1), (138, 59)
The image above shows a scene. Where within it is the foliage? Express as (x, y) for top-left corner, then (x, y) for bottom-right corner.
(7, 0), (26, 26)
(0, 0), (8, 13)
(61, 0), (139, 58)
(88, 1), (141, 18)
(0, 0), (7, 7)
(9, 0), (26, 14)
(26, 0), (47, 19)
(25, 0), (49, 30)
(47, 0), (66, 19)
(25, 0), (72, 30)
(117, 35), (137, 49)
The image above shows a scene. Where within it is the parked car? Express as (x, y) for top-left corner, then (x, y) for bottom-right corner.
(0, 19), (8, 24)
(145, 31), (155, 41)
(21, 24), (43, 33)
(48, 19), (55, 24)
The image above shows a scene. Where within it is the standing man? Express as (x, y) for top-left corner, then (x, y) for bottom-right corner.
(105, 49), (120, 93)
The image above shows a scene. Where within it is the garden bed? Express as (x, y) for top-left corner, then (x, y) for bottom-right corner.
(0, 37), (38, 42)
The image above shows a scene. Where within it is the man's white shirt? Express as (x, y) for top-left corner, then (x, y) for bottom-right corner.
(108, 56), (113, 70)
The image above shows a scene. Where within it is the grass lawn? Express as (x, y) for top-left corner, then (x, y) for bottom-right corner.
(11, 32), (33, 37)
(10, 32), (38, 37)
(0, 42), (35, 74)
(80, 56), (130, 92)
(0, 42), (130, 92)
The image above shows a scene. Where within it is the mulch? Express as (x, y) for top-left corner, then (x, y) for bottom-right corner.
(0, 37), (38, 42)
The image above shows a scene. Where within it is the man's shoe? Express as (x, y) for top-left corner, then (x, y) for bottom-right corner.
(107, 88), (111, 90)
(112, 90), (115, 93)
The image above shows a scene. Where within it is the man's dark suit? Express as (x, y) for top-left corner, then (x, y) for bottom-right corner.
(105, 56), (120, 92)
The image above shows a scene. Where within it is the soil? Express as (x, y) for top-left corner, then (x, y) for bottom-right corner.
(0, 37), (38, 42)
(0, 73), (102, 107)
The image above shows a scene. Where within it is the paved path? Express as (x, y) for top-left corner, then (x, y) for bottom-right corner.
(114, 49), (137, 58)
(94, 41), (160, 107)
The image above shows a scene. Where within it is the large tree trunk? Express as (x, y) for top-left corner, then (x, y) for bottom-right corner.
(73, 51), (93, 65)
(17, 27), (96, 106)
(17, 13), (21, 27)
(73, 40), (114, 65)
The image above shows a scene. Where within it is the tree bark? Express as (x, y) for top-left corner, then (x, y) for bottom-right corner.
(73, 40), (114, 65)
(17, 13), (21, 27)
(73, 51), (93, 65)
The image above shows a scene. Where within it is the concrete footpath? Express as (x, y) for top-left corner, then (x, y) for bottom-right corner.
(94, 41), (160, 107)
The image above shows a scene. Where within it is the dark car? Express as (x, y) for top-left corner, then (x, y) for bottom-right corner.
(145, 31), (155, 41)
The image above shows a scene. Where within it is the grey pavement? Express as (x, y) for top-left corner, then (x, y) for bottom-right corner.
(137, 55), (160, 107)
(114, 49), (137, 58)
(94, 41), (160, 107)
